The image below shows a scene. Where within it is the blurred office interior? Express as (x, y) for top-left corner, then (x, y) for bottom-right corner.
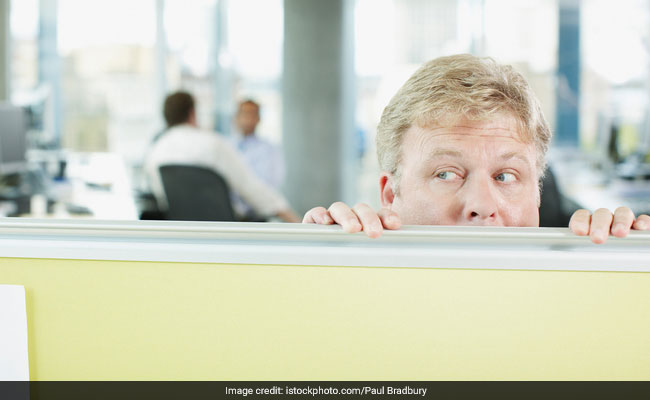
(0, 0), (649, 223)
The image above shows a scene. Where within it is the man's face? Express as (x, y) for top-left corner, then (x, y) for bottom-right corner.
(381, 115), (540, 227)
(235, 103), (260, 136)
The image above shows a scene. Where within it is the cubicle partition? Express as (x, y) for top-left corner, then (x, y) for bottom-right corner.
(0, 219), (649, 380)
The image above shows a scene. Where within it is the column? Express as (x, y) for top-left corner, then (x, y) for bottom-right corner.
(283, 0), (356, 214)
(555, 0), (580, 146)
(0, 0), (9, 101)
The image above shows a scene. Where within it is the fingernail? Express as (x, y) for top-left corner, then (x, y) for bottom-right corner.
(613, 223), (624, 233)
(367, 229), (381, 239)
(576, 223), (589, 235)
(322, 215), (332, 224)
(637, 221), (647, 230)
(591, 229), (605, 242)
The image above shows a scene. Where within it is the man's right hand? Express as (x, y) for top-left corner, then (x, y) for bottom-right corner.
(302, 202), (401, 238)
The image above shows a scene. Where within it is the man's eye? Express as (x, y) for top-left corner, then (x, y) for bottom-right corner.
(437, 171), (459, 180)
(495, 172), (516, 182)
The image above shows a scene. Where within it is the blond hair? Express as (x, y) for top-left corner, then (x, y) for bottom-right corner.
(376, 54), (552, 192)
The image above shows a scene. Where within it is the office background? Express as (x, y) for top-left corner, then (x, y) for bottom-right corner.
(0, 0), (649, 218)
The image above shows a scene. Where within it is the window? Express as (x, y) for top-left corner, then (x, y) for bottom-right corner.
(354, 0), (558, 206)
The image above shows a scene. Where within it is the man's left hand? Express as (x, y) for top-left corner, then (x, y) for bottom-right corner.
(569, 207), (650, 244)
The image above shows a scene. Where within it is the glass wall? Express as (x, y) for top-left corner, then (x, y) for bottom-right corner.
(7, 0), (650, 216)
(354, 0), (558, 206)
(57, 0), (158, 158)
(353, 0), (650, 209)
(9, 0), (39, 97)
(227, 0), (283, 144)
(164, 0), (218, 135)
(9, 0), (283, 167)
(581, 0), (650, 159)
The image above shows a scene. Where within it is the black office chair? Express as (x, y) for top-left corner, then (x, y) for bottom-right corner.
(159, 164), (236, 221)
(539, 167), (580, 227)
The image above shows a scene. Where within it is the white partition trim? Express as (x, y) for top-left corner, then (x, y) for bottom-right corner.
(0, 219), (648, 272)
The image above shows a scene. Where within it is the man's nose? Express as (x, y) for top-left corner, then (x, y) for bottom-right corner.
(461, 176), (498, 223)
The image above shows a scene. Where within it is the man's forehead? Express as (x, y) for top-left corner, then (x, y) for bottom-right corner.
(418, 114), (523, 140)
(403, 117), (537, 166)
(407, 129), (528, 154)
(239, 103), (259, 113)
(422, 147), (534, 167)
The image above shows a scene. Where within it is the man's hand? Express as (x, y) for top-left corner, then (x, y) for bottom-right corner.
(276, 209), (301, 223)
(569, 207), (650, 244)
(302, 202), (401, 238)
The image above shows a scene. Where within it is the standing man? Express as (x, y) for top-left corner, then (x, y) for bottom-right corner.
(231, 99), (286, 219)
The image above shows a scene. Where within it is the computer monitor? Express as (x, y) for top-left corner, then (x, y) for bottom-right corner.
(0, 104), (29, 174)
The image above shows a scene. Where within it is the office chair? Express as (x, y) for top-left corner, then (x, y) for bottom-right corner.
(539, 167), (577, 227)
(159, 164), (236, 221)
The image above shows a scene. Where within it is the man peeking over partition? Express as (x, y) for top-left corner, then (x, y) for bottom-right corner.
(303, 54), (650, 244)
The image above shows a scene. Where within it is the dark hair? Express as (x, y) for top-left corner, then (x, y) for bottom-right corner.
(163, 91), (195, 128)
(237, 99), (260, 114)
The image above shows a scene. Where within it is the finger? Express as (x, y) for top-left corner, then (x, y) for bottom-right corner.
(328, 202), (362, 233)
(569, 209), (591, 236)
(611, 207), (635, 238)
(302, 207), (334, 224)
(632, 214), (650, 230)
(352, 203), (383, 238)
(377, 208), (401, 230)
(589, 208), (614, 244)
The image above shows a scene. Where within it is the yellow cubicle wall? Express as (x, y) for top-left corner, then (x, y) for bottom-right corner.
(2, 258), (650, 380)
(1, 220), (649, 380)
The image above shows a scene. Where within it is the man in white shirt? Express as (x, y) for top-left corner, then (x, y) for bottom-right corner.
(230, 99), (285, 219)
(145, 91), (299, 222)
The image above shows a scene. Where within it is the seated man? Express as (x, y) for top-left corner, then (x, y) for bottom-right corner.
(303, 54), (649, 243)
(145, 91), (299, 222)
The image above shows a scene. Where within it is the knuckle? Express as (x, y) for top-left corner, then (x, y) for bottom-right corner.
(594, 208), (612, 215)
(343, 220), (362, 232)
(573, 209), (590, 218)
(614, 206), (634, 218)
(569, 212), (589, 225)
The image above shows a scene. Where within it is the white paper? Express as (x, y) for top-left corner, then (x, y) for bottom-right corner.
(0, 285), (29, 381)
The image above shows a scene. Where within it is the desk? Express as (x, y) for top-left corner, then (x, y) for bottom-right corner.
(563, 180), (650, 215)
(1, 220), (649, 380)
(19, 151), (138, 220)
(548, 150), (650, 216)
(62, 152), (138, 219)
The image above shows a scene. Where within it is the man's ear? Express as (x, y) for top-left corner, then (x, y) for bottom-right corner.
(188, 109), (198, 127)
(536, 175), (542, 208)
(380, 172), (396, 208)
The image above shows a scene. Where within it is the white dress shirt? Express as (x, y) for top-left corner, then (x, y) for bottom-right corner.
(145, 124), (289, 217)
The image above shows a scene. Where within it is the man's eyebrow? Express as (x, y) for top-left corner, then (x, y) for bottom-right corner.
(424, 149), (532, 165)
(500, 151), (531, 164)
(426, 149), (464, 159)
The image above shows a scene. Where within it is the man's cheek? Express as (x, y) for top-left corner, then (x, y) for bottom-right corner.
(395, 196), (439, 225)
(505, 201), (539, 227)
